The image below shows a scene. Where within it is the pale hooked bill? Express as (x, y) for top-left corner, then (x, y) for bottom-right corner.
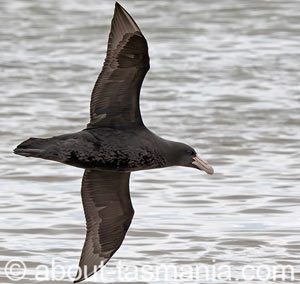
(192, 156), (214, 175)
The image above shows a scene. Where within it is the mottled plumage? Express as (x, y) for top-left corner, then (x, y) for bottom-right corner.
(14, 2), (213, 283)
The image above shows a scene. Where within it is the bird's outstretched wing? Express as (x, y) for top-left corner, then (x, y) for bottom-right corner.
(74, 169), (134, 283)
(87, 2), (149, 129)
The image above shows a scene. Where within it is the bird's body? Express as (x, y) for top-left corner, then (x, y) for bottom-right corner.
(16, 127), (178, 171)
(14, 2), (213, 283)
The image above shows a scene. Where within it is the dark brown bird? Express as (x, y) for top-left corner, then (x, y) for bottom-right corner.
(14, 2), (214, 282)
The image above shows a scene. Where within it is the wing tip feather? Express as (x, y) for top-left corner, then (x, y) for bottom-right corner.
(113, 2), (141, 33)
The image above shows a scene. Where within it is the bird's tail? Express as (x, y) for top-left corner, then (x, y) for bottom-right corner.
(14, 137), (49, 158)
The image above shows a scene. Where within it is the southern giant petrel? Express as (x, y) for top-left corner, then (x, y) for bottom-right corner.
(14, 2), (214, 282)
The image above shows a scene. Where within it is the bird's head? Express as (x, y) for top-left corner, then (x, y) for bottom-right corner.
(172, 142), (214, 175)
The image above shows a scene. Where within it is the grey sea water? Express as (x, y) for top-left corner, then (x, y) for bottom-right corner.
(1, 0), (300, 283)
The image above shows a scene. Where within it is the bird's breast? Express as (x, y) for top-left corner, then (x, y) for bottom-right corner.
(64, 145), (167, 172)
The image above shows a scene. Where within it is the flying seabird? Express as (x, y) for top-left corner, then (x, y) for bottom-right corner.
(14, 2), (214, 282)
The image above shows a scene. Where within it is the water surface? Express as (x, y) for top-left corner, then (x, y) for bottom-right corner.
(1, 0), (300, 283)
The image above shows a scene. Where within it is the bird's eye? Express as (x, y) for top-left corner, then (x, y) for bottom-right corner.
(186, 149), (195, 156)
